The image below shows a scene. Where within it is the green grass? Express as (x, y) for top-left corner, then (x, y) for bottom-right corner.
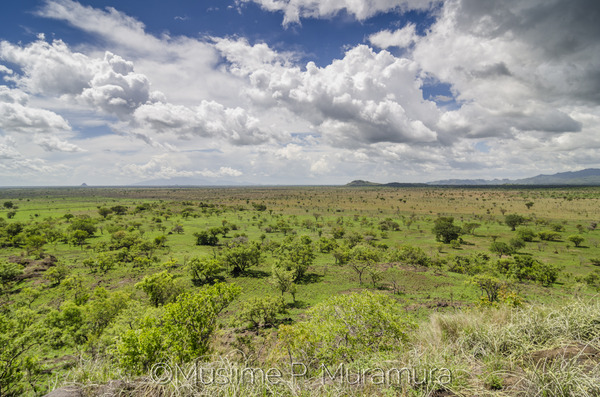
(1, 186), (600, 395)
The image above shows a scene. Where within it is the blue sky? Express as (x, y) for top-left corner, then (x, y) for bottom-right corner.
(0, 0), (599, 185)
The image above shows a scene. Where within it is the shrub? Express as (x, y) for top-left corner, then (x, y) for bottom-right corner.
(378, 218), (400, 231)
(193, 230), (219, 246)
(135, 271), (182, 307)
(161, 283), (240, 362)
(318, 236), (337, 253)
(387, 245), (431, 267)
(490, 241), (515, 257)
(348, 244), (382, 285)
(516, 227), (537, 242)
(509, 237), (526, 251)
(447, 253), (490, 275)
(276, 236), (315, 281)
(0, 262), (23, 293)
(278, 291), (415, 366)
(0, 310), (46, 395)
(472, 274), (504, 303)
(117, 283), (240, 371)
(510, 255), (561, 286)
(538, 230), (561, 241)
(188, 257), (222, 285)
(234, 296), (286, 329)
(534, 262), (561, 287)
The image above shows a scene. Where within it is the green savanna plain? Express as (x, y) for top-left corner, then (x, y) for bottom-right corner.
(1, 186), (599, 396)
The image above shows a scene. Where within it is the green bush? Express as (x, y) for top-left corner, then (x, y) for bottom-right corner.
(193, 230), (219, 246)
(278, 290), (414, 366)
(490, 241), (515, 257)
(388, 245), (431, 267)
(539, 230), (561, 241)
(220, 241), (262, 275)
(135, 271), (182, 307)
(516, 227), (537, 242)
(117, 283), (240, 371)
(188, 257), (222, 285)
(234, 295), (286, 329)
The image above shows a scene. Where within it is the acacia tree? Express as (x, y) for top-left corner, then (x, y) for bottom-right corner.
(275, 236), (315, 281)
(234, 295), (286, 330)
(348, 244), (381, 285)
(188, 257), (222, 285)
(98, 207), (112, 218)
(194, 230), (219, 246)
(505, 214), (526, 231)
(271, 265), (295, 297)
(490, 241), (515, 257)
(220, 241), (261, 275)
(432, 217), (462, 243)
(568, 235), (585, 247)
(472, 274), (503, 303)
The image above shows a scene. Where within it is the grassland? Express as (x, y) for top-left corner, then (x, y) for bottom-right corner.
(0, 186), (599, 396)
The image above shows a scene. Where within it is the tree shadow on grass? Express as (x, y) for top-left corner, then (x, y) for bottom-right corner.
(286, 300), (309, 310)
(242, 269), (271, 279)
(191, 275), (227, 287)
(297, 272), (323, 284)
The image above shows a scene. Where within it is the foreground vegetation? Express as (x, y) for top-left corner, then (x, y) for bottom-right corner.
(0, 186), (599, 396)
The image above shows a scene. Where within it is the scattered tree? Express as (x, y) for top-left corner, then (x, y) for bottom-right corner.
(188, 257), (222, 285)
(432, 217), (462, 243)
(348, 244), (381, 285)
(505, 214), (526, 231)
(220, 241), (262, 275)
(568, 235), (585, 247)
(490, 241), (515, 257)
(135, 271), (181, 307)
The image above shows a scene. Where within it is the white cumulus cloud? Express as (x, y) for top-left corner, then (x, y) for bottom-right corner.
(368, 23), (417, 49)
(237, 0), (439, 26)
(0, 86), (71, 134)
(215, 39), (439, 147)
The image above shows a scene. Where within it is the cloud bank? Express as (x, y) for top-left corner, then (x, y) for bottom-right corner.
(0, 0), (598, 185)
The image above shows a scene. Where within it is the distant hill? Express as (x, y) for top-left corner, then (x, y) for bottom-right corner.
(345, 180), (427, 187)
(426, 178), (511, 186)
(511, 169), (600, 185)
(347, 169), (600, 187)
(346, 180), (382, 187)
